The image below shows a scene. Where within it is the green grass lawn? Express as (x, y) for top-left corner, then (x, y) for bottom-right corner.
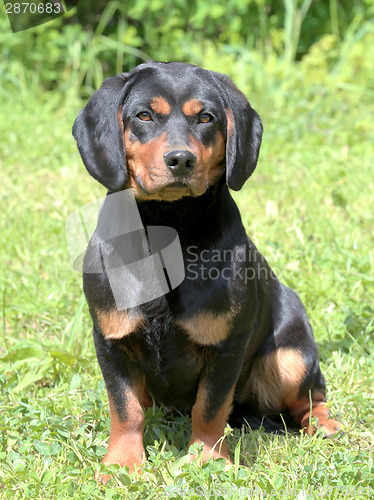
(1, 58), (373, 498)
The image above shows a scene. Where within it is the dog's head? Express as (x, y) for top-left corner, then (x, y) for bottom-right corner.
(73, 61), (263, 201)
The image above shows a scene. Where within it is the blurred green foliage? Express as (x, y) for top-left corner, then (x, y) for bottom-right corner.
(1, 0), (373, 97)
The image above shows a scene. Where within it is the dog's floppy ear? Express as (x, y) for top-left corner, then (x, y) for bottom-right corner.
(212, 73), (263, 191)
(72, 74), (129, 192)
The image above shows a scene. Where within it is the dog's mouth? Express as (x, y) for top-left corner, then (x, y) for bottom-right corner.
(127, 164), (215, 201)
(164, 181), (190, 190)
(153, 181), (197, 201)
(134, 175), (204, 200)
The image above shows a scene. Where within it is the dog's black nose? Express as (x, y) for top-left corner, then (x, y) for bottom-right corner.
(164, 150), (196, 177)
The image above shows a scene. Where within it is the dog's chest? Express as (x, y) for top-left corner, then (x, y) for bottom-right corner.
(137, 312), (221, 409)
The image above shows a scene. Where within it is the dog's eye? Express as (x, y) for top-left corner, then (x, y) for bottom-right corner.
(137, 111), (152, 122)
(199, 113), (213, 124)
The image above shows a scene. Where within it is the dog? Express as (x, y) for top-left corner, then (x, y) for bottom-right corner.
(73, 61), (341, 477)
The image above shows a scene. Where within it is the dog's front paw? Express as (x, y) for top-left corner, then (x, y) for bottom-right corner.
(95, 437), (145, 484)
(188, 437), (232, 466)
(300, 402), (342, 437)
(302, 415), (342, 437)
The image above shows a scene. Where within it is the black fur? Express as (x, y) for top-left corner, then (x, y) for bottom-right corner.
(73, 62), (335, 465)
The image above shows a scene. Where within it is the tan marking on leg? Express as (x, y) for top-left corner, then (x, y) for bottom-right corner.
(95, 309), (145, 340)
(289, 391), (342, 437)
(176, 312), (233, 345)
(237, 347), (307, 412)
(182, 99), (203, 116)
(238, 350), (342, 436)
(189, 385), (234, 464)
(150, 96), (171, 115)
(98, 384), (145, 483)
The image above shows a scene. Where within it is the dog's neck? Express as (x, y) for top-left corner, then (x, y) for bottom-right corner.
(136, 180), (230, 230)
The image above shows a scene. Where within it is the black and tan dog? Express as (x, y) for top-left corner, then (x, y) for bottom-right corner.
(73, 61), (341, 475)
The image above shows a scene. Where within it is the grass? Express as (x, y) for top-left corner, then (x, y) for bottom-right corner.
(1, 35), (374, 500)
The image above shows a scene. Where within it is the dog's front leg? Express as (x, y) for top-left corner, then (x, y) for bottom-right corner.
(189, 381), (235, 465)
(102, 385), (145, 473)
(93, 326), (146, 481)
(188, 346), (246, 465)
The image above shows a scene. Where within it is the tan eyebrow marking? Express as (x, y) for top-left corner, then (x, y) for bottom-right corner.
(150, 96), (171, 115)
(183, 99), (203, 116)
